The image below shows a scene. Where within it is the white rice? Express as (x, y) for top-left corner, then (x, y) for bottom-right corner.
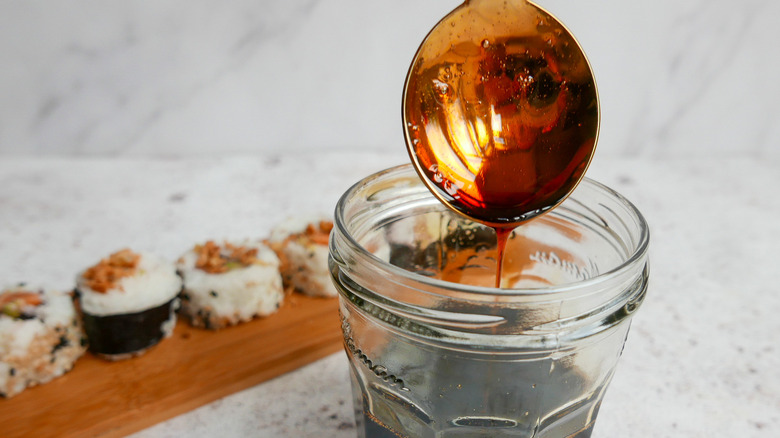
(0, 286), (86, 398)
(176, 240), (284, 329)
(269, 216), (338, 298)
(268, 215), (321, 244)
(77, 252), (182, 316)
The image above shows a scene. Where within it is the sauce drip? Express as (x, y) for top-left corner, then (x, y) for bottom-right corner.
(493, 227), (512, 288)
(403, 0), (598, 287)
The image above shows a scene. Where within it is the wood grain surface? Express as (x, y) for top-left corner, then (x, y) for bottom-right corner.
(2, 294), (342, 438)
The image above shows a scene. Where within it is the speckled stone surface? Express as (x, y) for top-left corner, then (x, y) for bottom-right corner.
(2, 153), (778, 437)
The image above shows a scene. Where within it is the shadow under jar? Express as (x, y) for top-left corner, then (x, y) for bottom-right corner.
(329, 164), (649, 438)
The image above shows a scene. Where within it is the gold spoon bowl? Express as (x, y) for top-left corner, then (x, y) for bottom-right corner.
(403, 0), (600, 228)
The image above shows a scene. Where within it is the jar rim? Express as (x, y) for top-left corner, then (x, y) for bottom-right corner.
(333, 164), (649, 300)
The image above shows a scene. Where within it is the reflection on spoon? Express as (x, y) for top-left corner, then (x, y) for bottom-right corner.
(403, 0), (599, 229)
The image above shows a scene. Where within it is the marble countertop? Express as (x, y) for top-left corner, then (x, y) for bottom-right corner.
(2, 0), (779, 159)
(2, 152), (779, 437)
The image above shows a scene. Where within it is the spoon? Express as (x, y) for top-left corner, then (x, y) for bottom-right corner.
(402, 0), (599, 229)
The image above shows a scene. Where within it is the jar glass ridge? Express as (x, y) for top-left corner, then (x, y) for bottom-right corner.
(329, 164), (649, 438)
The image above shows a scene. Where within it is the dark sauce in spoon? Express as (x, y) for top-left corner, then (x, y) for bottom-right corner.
(403, 0), (599, 287)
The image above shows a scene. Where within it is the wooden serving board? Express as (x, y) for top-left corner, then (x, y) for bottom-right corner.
(3, 295), (343, 438)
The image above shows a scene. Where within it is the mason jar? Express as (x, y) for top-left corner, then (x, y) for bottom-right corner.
(329, 164), (649, 438)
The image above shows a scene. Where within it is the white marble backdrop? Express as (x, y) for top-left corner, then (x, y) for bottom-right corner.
(1, 0), (778, 158)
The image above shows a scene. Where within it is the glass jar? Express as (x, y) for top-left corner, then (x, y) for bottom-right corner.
(329, 164), (649, 438)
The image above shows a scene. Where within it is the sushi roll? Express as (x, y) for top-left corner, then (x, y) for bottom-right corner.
(176, 240), (284, 330)
(75, 249), (181, 361)
(268, 217), (337, 298)
(0, 285), (86, 398)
